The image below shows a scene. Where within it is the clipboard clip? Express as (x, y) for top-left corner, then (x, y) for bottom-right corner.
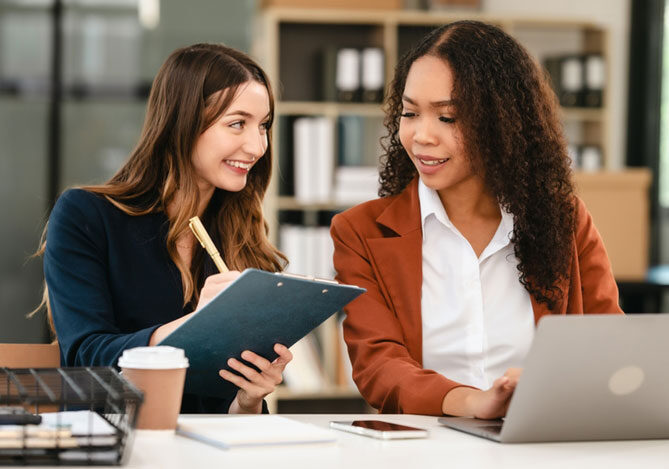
(277, 272), (340, 285)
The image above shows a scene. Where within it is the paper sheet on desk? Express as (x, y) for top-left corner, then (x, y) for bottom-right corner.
(176, 416), (336, 449)
(40, 410), (118, 446)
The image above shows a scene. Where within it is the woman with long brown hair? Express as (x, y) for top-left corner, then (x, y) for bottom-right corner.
(331, 21), (622, 418)
(40, 43), (292, 414)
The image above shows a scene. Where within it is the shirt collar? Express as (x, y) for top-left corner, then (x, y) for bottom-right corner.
(491, 206), (515, 249)
(418, 178), (515, 247)
(418, 178), (452, 232)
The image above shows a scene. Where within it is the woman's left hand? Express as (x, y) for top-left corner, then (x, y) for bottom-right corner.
(221, 343), (293, 414)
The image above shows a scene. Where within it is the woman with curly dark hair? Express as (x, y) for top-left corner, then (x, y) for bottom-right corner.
(330, 20), (622, 418)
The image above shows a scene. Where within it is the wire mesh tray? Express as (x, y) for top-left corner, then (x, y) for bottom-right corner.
(0, 367), (143, 466)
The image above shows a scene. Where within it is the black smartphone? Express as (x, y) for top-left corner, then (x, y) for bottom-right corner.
(329, 420), (428, 439)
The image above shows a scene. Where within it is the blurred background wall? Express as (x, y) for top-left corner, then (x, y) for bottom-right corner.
(0, 0), (257, 342)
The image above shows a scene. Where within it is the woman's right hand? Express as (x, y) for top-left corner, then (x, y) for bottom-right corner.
(194, 271), (241, 312)
(149, 271), (241, 346)
(442, 368), (522, 419)
(468, 368), (522, 419)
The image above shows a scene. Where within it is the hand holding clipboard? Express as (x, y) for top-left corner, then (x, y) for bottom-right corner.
(163, 217), (366, 397)
(159, 268), (365, 397)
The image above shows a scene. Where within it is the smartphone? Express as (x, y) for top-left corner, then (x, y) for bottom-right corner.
(329, 420), (428, 440)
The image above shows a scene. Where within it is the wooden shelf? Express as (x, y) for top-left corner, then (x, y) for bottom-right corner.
(277, 101), (384, 117)
(259, 8), (612, 167)
(277, 196), (362, 212)
(263, 8), (605, 29)
(272, 385), (362, 400)
(561, 107), (605, 122)
(265, 385), (368, 414)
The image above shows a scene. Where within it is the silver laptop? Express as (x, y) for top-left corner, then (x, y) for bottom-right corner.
(438, 314), (669, 443)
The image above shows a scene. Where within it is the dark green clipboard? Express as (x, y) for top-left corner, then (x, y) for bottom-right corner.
(159, 268), (365, 398)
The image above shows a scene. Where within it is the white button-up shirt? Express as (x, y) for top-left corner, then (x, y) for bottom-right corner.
(419, 180), (535, 390)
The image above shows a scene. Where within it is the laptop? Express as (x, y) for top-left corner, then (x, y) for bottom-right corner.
(438, 314), (669, 443)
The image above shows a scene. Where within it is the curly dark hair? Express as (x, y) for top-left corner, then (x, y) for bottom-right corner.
(379, 20), (575, 310)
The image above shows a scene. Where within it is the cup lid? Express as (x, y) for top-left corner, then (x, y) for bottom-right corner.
(117, 346), (189, 370)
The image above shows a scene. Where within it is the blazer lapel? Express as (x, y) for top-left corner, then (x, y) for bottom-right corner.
(362, 179), (576, 366)
(366, 179), (425, 364)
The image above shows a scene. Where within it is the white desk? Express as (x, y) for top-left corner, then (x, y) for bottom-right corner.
(117, 414), (669, 469)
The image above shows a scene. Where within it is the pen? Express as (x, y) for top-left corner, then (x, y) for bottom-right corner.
(188, 216), (229, 273)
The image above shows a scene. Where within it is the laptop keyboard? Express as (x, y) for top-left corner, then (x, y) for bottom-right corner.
(481, 424), (503, 434)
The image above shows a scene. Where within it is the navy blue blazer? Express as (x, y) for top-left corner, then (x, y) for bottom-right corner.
(44, 188), (258, 413)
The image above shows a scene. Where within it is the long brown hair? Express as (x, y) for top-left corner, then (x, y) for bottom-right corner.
(380, 21), (575, 309)
(35, 43), (286, 329)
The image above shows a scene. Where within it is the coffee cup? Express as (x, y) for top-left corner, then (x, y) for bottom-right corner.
(118, 346), (189, 430)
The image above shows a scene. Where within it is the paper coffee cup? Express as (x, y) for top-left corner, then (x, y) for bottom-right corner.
(118, 346), (189, 430)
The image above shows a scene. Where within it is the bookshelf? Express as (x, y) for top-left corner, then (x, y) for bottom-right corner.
(255, 8), (614, 236)
(253, 7), (622, 409)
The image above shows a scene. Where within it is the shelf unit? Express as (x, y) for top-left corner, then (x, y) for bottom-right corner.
(254, 8), (612, 238)
(253, 7), (615, 409)
(265, 385), (373, 414)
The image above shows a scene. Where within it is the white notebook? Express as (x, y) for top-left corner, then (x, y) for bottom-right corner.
(176, 416), (336, 449)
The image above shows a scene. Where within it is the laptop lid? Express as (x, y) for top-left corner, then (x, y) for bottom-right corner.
(439, 314), (669, 443)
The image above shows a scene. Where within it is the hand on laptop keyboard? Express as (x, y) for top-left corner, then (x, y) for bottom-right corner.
(473, 368), (523, 419)
(442, 367), (523, 419)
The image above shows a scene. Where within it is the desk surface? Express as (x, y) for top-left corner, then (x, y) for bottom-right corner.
(30, 414), (668, 469)
(121, 414), (667, 469)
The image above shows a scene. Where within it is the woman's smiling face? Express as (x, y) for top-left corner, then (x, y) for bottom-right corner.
(191, 80), (271, 194)
(399, 55), (477, 196)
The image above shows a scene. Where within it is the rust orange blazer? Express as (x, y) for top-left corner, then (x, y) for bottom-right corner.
(331, 177), (623, 416)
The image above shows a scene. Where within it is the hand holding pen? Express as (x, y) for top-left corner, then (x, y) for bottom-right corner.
(188, 218), (292, 411)
(150, 217), (238, 345)
(189, 216), (240, 311)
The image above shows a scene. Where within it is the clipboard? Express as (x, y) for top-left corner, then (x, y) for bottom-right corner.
(158, 268), (365, 398)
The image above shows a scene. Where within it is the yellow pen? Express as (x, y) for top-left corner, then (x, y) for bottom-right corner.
(188, 216), (229, 273)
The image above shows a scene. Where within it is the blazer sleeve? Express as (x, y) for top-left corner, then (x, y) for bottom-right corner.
(44, 189), (161, 368)
(331, 213), (465, 415)
(573, 197), (624, 314)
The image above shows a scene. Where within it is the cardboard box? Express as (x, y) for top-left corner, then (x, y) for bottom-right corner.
(573, 168), (652, 281)
(261, 0), (402, 9)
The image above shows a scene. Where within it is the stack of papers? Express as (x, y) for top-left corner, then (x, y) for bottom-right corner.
(0, 410), (117, 449)
(0, 425), (76, 448)
(177, 416), (336, 449)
